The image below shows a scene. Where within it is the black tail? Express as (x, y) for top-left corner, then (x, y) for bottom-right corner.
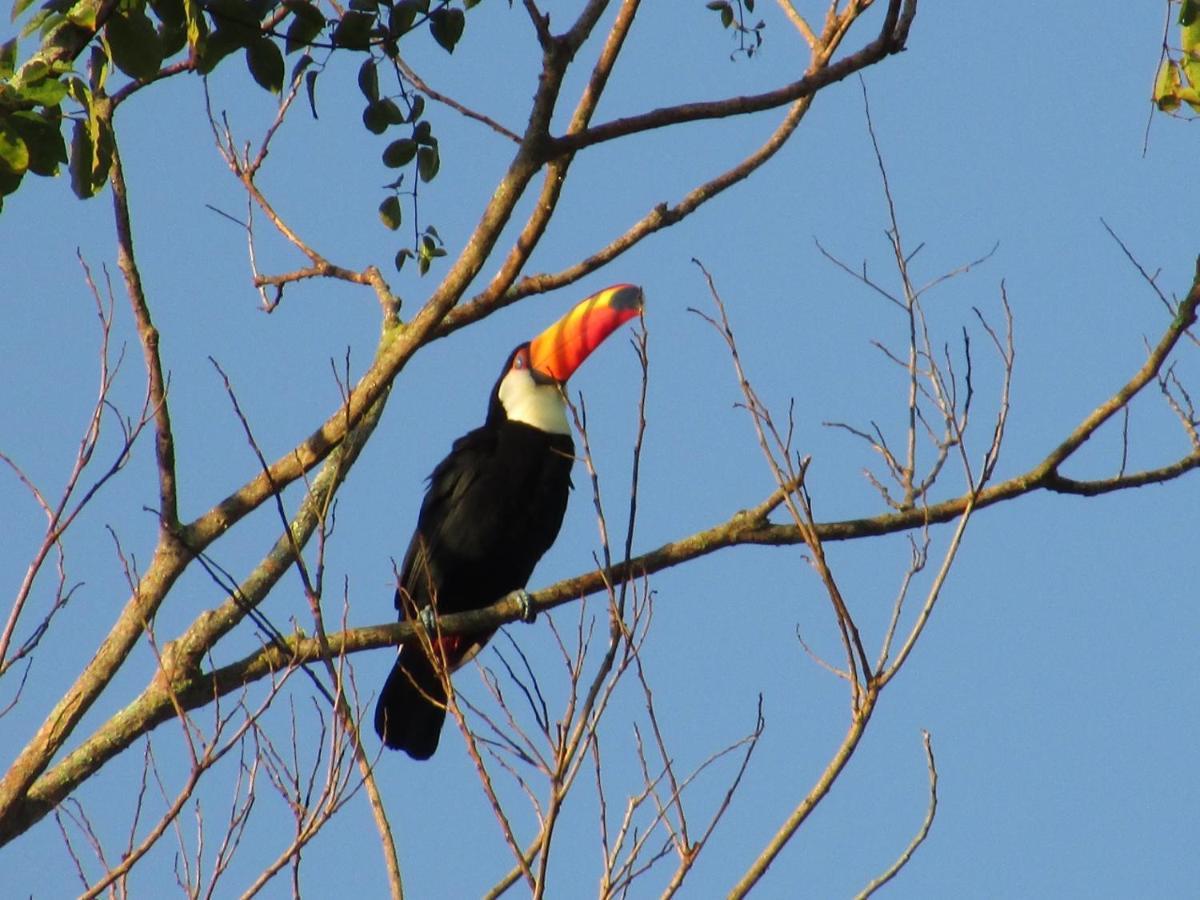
(374, 645), (447, 761)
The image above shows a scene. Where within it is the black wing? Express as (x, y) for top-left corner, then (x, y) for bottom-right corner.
(394, 422), (572, 618)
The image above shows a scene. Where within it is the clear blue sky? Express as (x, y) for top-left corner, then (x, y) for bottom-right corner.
(3, 2), (1198, 896)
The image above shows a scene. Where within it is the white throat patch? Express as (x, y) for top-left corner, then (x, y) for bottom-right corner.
(498, 368), (571, 435)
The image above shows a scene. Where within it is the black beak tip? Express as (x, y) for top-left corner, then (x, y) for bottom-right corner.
(609, 284), (645, 312)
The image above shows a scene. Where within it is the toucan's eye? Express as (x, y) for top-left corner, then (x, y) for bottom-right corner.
(512, 347), (529, 370)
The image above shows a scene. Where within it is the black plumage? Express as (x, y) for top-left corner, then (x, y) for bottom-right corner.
(374, 345), (574, 760)
(373, 283), (643, 761)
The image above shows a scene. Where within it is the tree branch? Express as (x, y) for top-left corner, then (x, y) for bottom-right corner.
(548, 0), (915, 155)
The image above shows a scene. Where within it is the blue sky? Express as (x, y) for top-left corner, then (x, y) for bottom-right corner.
(3, 2), (1198, 896)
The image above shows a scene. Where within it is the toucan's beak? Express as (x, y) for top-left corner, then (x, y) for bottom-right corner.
(528, 284), (644, 383)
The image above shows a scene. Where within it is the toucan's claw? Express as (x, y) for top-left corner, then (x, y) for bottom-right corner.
(418, 606), (437, 634)
(514, 589), (537, 623)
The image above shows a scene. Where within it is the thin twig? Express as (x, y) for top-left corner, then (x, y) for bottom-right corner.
(855, 730), (938, 899)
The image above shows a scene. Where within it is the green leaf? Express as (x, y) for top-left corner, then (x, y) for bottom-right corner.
(1181, 0), (1200, 26)
(0, 164), (23, 204)
(205, 0), (260, 43)
(149, 0), (186, 29)
(11, 109), (66, 175)
(357, 58), (378, 102)
(1183, 18), (1200, 56)
(388, 1), (415, 36)
(65, 0), (97, 29)
(67, 98), (113, 197)
(412, 119), (432, 144)
(159, 20), (188, 59)
(416, 232), (443, 275)
(382, 137), (416, 167)
(287, 52), (311, 92)
(1179, 85), (1200, 114)
(0, 118), (30, 175)
(195, 27), (244, 74)
(87, 44), (109, 93)
(305, 68), (319, 117)
(720, 4), (733, 29)
(1183, 54), (1200, 93)
(69, 117), (93, 198)
(0, 38), (15, 78)
(65, 75), (90, 107)
(19, 74), (68, 105)
(246, 37), (283, 93)
(107, 8), (164, 80)
(1155, 58), (1181, 112)
(362, 101), (389, 134)
(152, 0), (188, 58)
(350, 0), (377, 11)
(11, 0), (37, 22)
(428, 7), (464, 53)
(19, 58), (49, 86)
(378, 194), (401, 230)
(379, 97), (405, 125)
(331, 10), (374, 50)
(393, 247), (412, 271)
(184, 0), (205, 56)
(408, 94), (424, 122)
(20, 7), (57, 40)
(416, 143), (438, 182)
(284, 0), (324, 53)
(86, 102), (112, 192)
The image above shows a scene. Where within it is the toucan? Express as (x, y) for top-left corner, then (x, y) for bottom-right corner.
(374, 284), (644, 760)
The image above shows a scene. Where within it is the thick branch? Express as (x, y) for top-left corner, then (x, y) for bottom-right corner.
(730, 685), (879, 897)
(1028, 279), (1200, 481)
(7, 368), (1199, 847)
(110, 105), (180, 533)
(0, 123), (193, 830)
(441, 92), (813, 338)
(437, 0), (887, 337)
(180, 31), (581, 559)
(11, 0), (118, 88)
(0, 26), (600, 844)
(483, 0), (640, 300)
(548, 0), (915, 156)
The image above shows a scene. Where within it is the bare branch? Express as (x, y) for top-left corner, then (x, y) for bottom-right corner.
(1102, 217), (1174, 316)
(855, 730), (938, 899)
(0, 256), (148, 673)
(391, 56), (520, 143)
(550, 1), (915, 155)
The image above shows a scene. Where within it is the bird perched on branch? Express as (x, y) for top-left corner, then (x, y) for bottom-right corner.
(374, 284), (644, 760)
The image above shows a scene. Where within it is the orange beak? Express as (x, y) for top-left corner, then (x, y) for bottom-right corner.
(528, 284), (644, 382)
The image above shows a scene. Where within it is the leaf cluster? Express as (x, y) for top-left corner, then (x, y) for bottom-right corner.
(0, 0), (477, 217)
(704, 0), (765, 59)
(0, 43), (68, 207)
(1154, 0), (1200, 113)
(361, 58), (445, 273)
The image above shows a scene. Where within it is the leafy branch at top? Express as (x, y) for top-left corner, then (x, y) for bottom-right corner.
(0, 0), (480, 212)
(1153, 0), (1200, 114)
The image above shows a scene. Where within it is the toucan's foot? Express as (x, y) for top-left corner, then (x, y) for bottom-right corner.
(418, 605), (437, 634)
(514, 589), (537, 623)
